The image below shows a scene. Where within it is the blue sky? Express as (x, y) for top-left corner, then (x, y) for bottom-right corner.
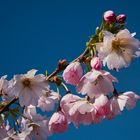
(0, 0), (140, 140)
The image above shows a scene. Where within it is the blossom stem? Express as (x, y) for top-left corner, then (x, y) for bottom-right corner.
(61, 82), (70, 94)
(55, 83), (60, 95)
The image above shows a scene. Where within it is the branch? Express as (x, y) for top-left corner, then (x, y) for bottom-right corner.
(0, 97), (18, 114)
(46, 59), (68, 81)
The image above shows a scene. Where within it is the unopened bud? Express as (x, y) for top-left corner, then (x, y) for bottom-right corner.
(116, 14), (126, 23)
(104, 10), (116, 23)
(90, 57), (102, 70)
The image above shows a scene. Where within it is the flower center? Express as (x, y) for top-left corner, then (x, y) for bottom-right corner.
(112, 39), (120, 46)
(22, 78), (31, 87)
(112, 39), (121, 51)
(93, 75), (103, 85)
(111, 38), (126, 54)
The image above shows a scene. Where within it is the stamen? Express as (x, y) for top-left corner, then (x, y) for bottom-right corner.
(22, 78), (31, 87)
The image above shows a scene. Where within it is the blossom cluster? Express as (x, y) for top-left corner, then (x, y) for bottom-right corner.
(0, 10), (140, 140)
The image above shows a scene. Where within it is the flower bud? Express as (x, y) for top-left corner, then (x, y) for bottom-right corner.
(90, 57), (102, 70)
(116, 14), (126, 23)
(103, 10), (116, 23)
(49, 111), (68, 133)
(63, 62), (83, 85)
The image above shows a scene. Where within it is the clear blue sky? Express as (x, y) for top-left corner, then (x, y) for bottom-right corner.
(0, 0), (140, 140)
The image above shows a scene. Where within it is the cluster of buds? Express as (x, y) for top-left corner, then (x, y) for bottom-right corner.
(104, 10), (126, 23)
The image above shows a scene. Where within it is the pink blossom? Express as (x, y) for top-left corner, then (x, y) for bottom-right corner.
(49, 111), (68, 133)
(122, 91), (140, 110)
(0, 76), (8, 96)
(3, 127), (32, 140)
(60, 94), (108, 127)
(104, 10), (116, 23)
(38, 90), (59, 112)
(63, 62), (83, 86)
(90, 57), (102, 70)
(0, 76), (15, 100)
(60, 93), (81, 108)
(60, 94), (94, 127)
(96, 29), (140, 70)
(76, 69), (117, 98)
(104, 91), (139, 119)
(13, 69), (49, 106)
(22, 105), (50, 140)
(104, 97), (127, 119)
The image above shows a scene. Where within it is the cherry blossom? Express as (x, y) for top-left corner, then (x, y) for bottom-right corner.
(49, 111), (68, 133)
(96, 29), (140, 70)
(76, 69), (118, 98)
(63, 62), (83, 86)
(0, 76), (15, 100)
(22, 105), (50, 140)
(12, 69), (49, 106)
(121, 91), (140, 110)
(105, 91), (140, 119)
(3, 127), (32, 140)
(38, 90), (59, 112)
(61, 94), (108, 127)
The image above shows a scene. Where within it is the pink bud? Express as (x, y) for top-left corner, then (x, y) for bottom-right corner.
(63, 62), (83, 86)
(49, 111), (68, 133)
(104, 10), (116, 23)
(116, 14), (126, 23)
(90, 57), (102, 70)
